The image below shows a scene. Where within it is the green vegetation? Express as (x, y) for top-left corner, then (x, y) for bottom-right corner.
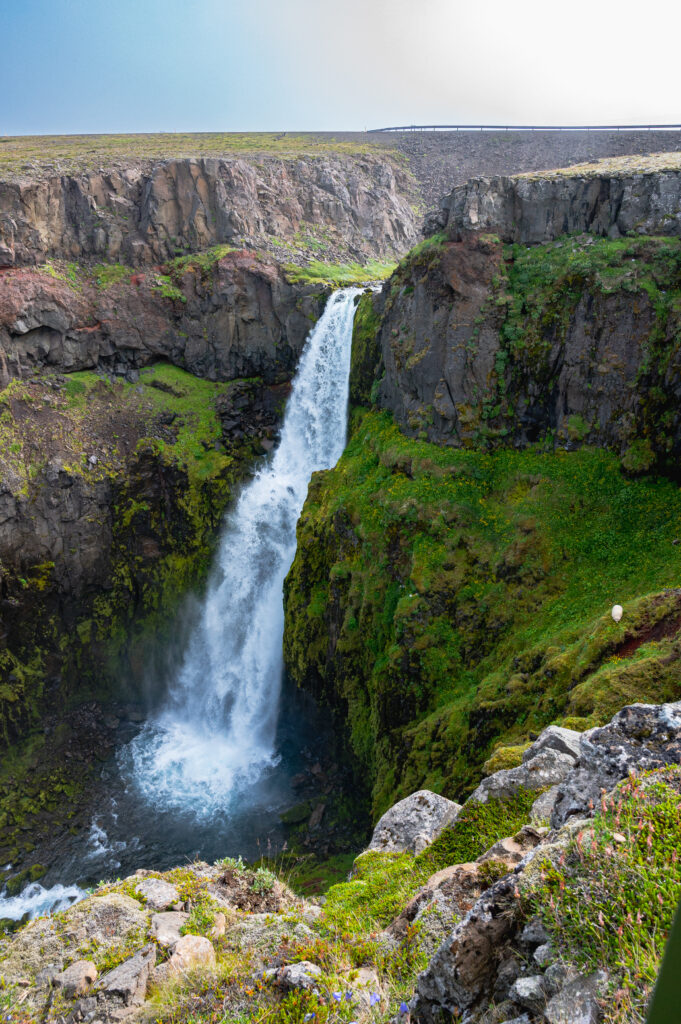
(153, 274), (187, 303)
(0, 364), (267, 863)
(349, 291), (382, 406)
(163, 243), (235, 279)
(320, 787), (534, 935)
(284, 410), (681, 816)
(526, 767), (681, 1023)
(283, 259), (396, 288)
(0, 132), (396, 176)
(92, 262), (133, 288)
(418, 789), (538, 872)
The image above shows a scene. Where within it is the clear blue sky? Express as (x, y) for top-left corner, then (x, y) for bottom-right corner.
(4, 0), (680, 135)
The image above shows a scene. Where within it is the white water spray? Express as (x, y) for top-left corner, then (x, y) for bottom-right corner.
(127, 288), (360, 817)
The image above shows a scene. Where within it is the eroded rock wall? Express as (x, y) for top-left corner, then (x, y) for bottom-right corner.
(0, 155), (418, 267)
(367, 231), (681, 464)
(427, 164), (681, 242)
(0, 250), (328, 382)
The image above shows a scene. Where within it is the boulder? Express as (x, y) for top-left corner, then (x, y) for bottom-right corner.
(134, 878), (180, 911)
(508, 974), (546, 1014)
(411, 877), (521, 1022)
(388, 862), (487, 954)
(368, 790), (462, 854)
(52, 959), (98, 999)
(97, 944), (156, 1008)
(530, 785), (560, 824)
(521, 725), (582, 763)
(478, 826), (546, 866)
(210, 912), (226, 939)
(167, 934), (216, 973)
(544, 970), (608, 1024)
(344, 967), (382, 1008)
(273, 961), (322, 991)
(0, 893), (148, 985)
(150, 911), (188, 949)
(468, 749), (575, 805)
(552, 701), (681, 827)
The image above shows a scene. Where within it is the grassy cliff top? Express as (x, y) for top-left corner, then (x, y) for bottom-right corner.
(517, 149), (681, 181)
(0, 132), (396, 178)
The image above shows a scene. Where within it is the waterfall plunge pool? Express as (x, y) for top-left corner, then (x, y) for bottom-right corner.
(0, 289), (366, 922)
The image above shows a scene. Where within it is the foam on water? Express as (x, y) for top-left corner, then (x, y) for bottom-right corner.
(0, 882), (85, 921)
(125, 288), (361, 817)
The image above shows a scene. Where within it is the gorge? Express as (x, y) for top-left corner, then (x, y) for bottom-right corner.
(2, 132), (681, 1024)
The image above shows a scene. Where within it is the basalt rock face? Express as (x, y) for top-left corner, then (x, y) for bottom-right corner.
(0, 155), (418, 267)
(0, 250), (328, 383)
(426, 167), (681, 243)
(366, 229), (681, 462)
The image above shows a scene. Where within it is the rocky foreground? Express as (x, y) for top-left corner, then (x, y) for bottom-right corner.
(1, 698), (679, 1024)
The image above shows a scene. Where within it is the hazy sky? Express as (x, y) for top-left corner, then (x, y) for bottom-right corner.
(4, 0), (681, 134)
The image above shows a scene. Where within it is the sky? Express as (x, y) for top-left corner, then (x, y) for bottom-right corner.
(3, 0), (681, 135)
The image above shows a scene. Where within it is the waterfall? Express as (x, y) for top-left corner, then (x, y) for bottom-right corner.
(127, 287), (361, 818)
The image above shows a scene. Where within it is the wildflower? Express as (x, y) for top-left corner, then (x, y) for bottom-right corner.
(332, 992), (342, 1002)
(345, 992), (353, 1002)
(400, 1002), (410, 1015)
(304, 1016), (316, 1022)
(370, 993), (381, 1006)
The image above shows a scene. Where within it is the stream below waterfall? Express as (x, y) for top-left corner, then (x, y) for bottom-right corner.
(0, 288), (362, 923)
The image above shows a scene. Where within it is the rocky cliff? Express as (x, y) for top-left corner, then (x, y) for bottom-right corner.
(425, 152), (681, 242)
(358, 158), (681, 462)
(0, 249), (328, 382)
(0, 154), (418, 268)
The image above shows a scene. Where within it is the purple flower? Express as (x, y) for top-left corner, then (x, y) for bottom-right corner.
(345, 991), (353, 1002)
(370, 992), (381, 1006)
(400, 1002), (410, 1015)
(332, 992), (342, 1003)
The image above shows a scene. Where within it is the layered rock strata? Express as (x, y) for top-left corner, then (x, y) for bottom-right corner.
(0, 155), (418, 267)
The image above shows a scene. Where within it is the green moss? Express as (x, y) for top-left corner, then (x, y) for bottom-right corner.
(418, 789), (539, 872)
(482, 742), (530, 775)
(92, 263), (134, 288)
(319, 788), (537, 934)
(284, 411), (681, 817)
(283, 259), (396, 288)
(153, 274), (187, 303)
(164, 244), (235, 279)
(349, 291), (382, 407)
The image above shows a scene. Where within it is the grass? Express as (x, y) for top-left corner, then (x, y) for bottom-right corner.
(284, 410), (681, 816)
(164, 243), (235, 279)
(61, 362), (238, 483)
(0, 133), (394, 177)
(526, 766), (681, 1023)
(283, 259), (397, 287)
(516, 150), (681, 181)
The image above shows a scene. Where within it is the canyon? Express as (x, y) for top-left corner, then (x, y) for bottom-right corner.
(1, 132), (681, 1024)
